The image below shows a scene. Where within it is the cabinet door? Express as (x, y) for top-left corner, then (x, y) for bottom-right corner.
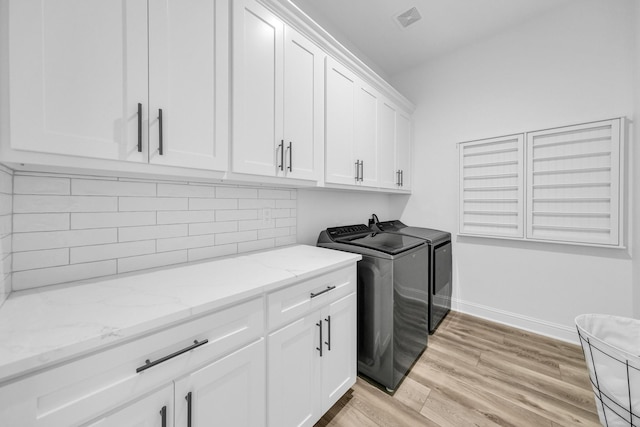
(148, 0), (228, 171)
(378, 99), (398, 189)
(8, 0), (147, 162)
(354, 83), (379, 187)
(325, 58), (357, 185)
(83, 384), (173, 427)
(396, 111), (412, 190)
(282, 27), (324, 181)
(321, 292), (357, 412)
(174, 339), (266, 427)
(232, 0), (284, 176)
(268, 313), (322, 427)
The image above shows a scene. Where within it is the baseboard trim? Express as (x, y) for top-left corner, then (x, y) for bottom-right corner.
(452, 298), (579, 344)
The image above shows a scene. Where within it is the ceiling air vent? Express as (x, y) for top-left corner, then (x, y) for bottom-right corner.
(395, 7), (422, 29)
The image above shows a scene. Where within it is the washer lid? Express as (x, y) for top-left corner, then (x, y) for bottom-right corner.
(337, 231), (425, 255)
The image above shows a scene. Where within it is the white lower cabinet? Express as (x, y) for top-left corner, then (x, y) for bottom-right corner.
(174, 339), (266, 427)
(267, 266), (357, 427)
(84, 384), (174, 427)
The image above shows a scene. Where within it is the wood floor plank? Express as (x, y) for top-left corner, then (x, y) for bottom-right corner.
(315, 311), (600, 427)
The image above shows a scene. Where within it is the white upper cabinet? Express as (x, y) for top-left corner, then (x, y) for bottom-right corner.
(396, 110), (412, 190)
(148, 0), (229, 170)
(8, 0), (228, 171)
(282, 26), (324, 181)
(377, 99), (399, 190)
(8, 0), (148, 162)
(325, 58), (358, 186)
(325, 58), (413, 190)
(232, 0), (284, 177)
(354, 82), (379, 187)
(232, 0), (323, 181)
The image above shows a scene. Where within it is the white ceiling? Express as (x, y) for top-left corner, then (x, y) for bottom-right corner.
(289, 0), (577, 78)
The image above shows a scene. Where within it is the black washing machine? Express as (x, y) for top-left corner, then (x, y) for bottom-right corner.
(317, 224), (428, 392)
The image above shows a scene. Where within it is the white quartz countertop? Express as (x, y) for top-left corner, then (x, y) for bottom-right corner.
(0, 245), (360, 383)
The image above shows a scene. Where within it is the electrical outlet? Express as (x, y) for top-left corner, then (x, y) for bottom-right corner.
(262, 208), (272, 224)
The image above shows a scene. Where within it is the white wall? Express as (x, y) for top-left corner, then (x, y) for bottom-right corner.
(296, 189), (408, 245)
(633, 1), (640, 319)
(392, 0), (636, 342)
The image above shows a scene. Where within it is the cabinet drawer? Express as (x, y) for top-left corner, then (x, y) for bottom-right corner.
(0, 297), (264, 427)
(267, 266), (356, 331)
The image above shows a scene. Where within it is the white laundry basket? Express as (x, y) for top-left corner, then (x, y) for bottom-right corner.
(575, 314), (640, 427)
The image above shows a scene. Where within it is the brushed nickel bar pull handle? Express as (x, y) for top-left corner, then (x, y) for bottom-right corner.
(355, 160), (359, 180)
(137, 103), (142, 153)
(158, 109), (163, 155)
(160, 406), (167, 427)
(360, 161), (364, 181)
(310, 285), (336, 299)
(288, 141), (292, 172)
(136, 339), (208, 373)
(185, 392), (192, 427)
(325, 315), (331, 351)
(279, 140), (284, 171)
(316, 321), (323, 357)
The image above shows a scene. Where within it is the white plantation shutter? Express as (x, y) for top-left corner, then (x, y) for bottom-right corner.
(458, 118), (625, 248)
(526, 119), (621, 246)
(459, 134), (525, 238)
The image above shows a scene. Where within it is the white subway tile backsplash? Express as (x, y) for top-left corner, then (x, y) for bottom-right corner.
(1, 253), (11, 278)
(0, 215), (11, 236)
(158, 183), (215, 198)
(188, 221), (238, 236)
(118, 250), (188, 274)
(257, 227), (291, 240)
(238, 219), (274, 231)
(72, 179), (156, 197)
(13, 229), (117, 252)
(215, 230), (257, 245)
(238, 238), (275, 253)
(0, 234), (12, 257)
(238, 199), (276, 209)
(157, 210), (215, 225)
(4, 171), (298, 290)
(13, 249), (69, 271)
(188, 198), (238, 211)
(272, 209), (290, 218)
(119, 197), (187, 212)
(70, 240), (156, 264)
(0, 170), (12, 194)
(275, 199), (296, 209)
(215, 209), (258, 221)
(14, 176), (70, 195)
(12, 260), (117, 291)
(258, 189), (290, 199)
(13, 213), (70, 232)
(0, 193), (12, 216)
(14, 195), (118, 213)
(275, 235), (296, 246)
(157, 235), (217, 252)
(216, 186), (257, 199)
(276, 217), (296, 228)
(119, 224), (188, 242)
(71, 212), (156, 229)
(188, 244), (237, 262)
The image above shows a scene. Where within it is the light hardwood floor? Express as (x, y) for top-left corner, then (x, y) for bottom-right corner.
(316, 311), (600, 427)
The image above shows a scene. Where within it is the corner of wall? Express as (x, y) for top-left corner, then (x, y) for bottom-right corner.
(0, 163), (13, 307)
(633, 0), (640, 319)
